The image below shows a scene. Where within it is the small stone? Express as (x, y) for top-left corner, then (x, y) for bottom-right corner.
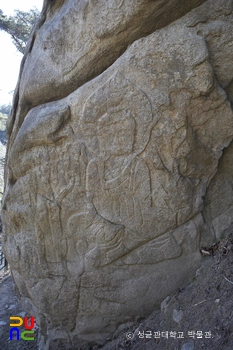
(173, 309), (183, 323)
(0, 321), (7, 326)
(215, 299), (220, 303)
(8, 305), (15, 310)
(196, 268), (202, 277)
(181, 341), (194, 350)
(161, 296), (170, 313)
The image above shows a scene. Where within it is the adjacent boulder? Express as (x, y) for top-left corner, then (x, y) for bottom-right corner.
(2, 0), (233, 349)
(0, 112), (7, 196)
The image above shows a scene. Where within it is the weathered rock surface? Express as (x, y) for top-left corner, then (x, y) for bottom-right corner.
(0, 113), (7, 196)
(2, 0), (233, 349)
(7, 0), (206, 142)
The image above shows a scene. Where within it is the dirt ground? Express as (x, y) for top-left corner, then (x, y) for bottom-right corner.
(0, 233), (233, 350)
(0, 272), (38, 350)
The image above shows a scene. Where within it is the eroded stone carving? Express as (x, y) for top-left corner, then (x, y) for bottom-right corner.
(81, 73), (156, 265)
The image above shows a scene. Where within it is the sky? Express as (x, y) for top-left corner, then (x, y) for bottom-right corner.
(0, 0), (44, 106)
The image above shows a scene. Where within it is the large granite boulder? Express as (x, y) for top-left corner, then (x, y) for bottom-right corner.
(2, 0), (233, 348)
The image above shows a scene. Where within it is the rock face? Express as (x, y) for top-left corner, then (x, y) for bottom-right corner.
(2, 0), (233, 348)
(0, 113), (7, 196)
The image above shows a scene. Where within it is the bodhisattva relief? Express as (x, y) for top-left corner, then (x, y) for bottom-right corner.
(67, 72), (182, 268)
